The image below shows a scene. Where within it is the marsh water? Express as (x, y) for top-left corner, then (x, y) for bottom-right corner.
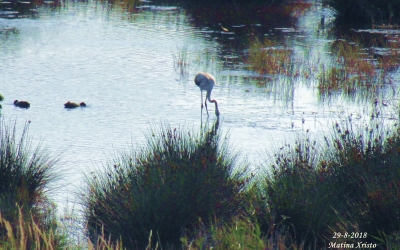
(1, 1), (399, 207)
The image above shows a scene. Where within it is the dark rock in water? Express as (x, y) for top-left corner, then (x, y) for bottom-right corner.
(79, 102), (86, 107)
(14, 100), (30, 108)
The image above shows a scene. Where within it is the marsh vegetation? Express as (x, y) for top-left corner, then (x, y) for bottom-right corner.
(1, 111), (400, 249)
(1, 0), (400, 249)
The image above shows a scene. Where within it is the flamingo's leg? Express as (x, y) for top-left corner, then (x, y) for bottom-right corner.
(205, 99), (209, 116)
(201, 91), (203, 109)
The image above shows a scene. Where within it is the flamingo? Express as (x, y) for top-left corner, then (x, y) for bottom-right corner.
(194, 72), (220, 116)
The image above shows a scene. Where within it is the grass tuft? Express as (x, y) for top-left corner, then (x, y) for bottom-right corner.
(82, 120), (250, 249)
(254, 113), (400, 248)
(0, 119), (60, 242)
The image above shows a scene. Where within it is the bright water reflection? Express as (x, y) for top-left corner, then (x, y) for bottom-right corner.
(0, 2), (399, 207)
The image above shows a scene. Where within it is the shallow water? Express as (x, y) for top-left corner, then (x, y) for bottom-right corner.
(1, 1), (399, 207)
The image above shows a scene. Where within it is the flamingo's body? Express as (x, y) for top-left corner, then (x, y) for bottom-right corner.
(194, 72), (220, 116)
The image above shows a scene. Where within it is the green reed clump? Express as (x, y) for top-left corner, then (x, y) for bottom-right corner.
(82, 121), (249, 249)
(0, 94), (4, 101)
(254, 115), (400, 248)
(0, 120), (61, 248)
(316, 119), (400, 246)
(256, 136), (332, 248)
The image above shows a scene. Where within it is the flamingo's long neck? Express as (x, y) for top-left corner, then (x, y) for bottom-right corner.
(207, 90), (220, 116)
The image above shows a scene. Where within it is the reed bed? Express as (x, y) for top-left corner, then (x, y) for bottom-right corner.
(77, 114), (400, 249)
